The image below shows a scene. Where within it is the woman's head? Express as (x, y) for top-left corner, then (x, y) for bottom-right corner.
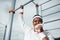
(33, 14), (43, 33)
(33, 14), (43, 26)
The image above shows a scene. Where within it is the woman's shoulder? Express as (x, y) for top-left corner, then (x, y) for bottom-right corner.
(44, 31), (54, 39)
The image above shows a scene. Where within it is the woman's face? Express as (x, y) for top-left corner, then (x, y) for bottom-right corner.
(33, 17), (42, 26)
(33, 17), (43, 33)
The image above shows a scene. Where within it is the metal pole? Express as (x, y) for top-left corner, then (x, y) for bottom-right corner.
(15, 0), (34, 11)
(8, 13), (15, 40)
(8, 0), (16, 40)
(35, 4), (39, 15)
(3, 25), (7, 40)
(40, 0), (51, 6)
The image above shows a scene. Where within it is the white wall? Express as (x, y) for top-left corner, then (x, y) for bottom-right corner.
(0, 0), (60, 40)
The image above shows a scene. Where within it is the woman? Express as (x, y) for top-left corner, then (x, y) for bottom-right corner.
(9, 8), (54, 40)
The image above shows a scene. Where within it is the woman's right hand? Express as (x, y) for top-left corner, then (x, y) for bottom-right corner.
(9, 10), (15, 13)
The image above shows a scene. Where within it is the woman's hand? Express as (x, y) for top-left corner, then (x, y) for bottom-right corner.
(9, 10), (15, 13)
(35, 24), (44, 33)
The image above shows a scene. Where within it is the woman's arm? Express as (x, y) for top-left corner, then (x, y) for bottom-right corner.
(9, 6), (31, 32)
(18, 6), (31, 32)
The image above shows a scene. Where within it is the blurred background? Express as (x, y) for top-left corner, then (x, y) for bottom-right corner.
(0, 0), (60, 40)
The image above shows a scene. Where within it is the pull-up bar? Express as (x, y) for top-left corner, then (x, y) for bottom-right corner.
(15, 0), (34, 11)
(9, 0), (34, 13)
(9, 0), (40, 15)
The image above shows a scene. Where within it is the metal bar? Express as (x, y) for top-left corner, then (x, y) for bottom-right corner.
(40, 0), (51, 6)
(32, 1), (36, 5)
(32, 0), (51, 17)
(8, 13), (15, 40)
(43, 11), (60, 17)
(32, 0), (51, 6)
(3, 25), (7, 40)
(32, 1), (39, 15)
(36, 6), (39, 15)
(23, 0), (34, 6)
(15, 0), (34, 11)
(42, 3), (60, 11)
(44, 19), (60, 24)
(40, 6), (43, 18)
(8, 0), (16, 40)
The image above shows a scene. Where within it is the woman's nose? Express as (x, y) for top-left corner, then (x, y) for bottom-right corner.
(36, 21), (40, 24)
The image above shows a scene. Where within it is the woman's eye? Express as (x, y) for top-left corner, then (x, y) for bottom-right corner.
(34, 20), (37, 22)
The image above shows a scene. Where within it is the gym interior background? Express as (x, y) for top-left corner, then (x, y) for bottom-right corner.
(0, 0), (60, 40)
